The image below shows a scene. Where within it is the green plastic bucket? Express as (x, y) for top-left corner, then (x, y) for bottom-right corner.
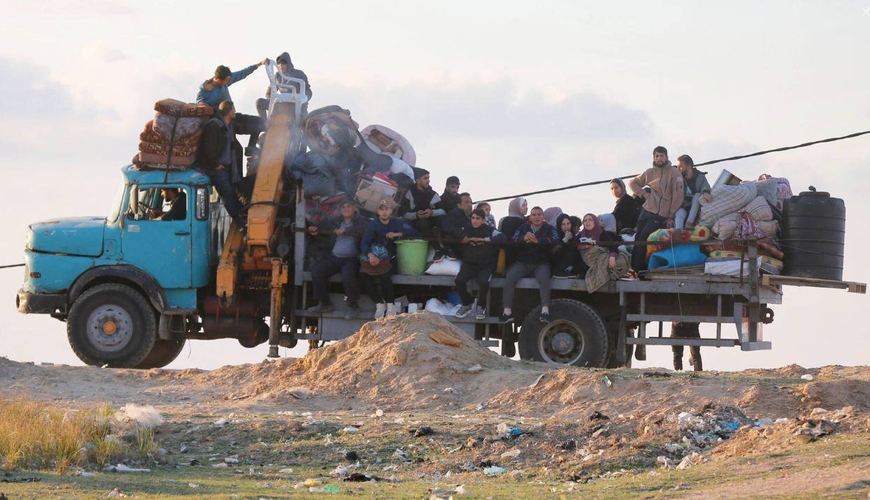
(395, 239), (429, 275)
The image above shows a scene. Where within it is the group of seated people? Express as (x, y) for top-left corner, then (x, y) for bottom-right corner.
(303, 145), (707, 327)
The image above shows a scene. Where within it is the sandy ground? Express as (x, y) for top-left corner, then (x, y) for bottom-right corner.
(2, 312), (869, 498)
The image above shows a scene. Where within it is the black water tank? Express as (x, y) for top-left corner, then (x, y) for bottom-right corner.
(781, 188), (845, 281)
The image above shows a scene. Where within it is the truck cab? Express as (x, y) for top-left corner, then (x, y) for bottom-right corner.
(17, 165), (219, 368)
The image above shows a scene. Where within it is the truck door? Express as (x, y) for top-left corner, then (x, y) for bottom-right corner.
(120, 185), (193, 289)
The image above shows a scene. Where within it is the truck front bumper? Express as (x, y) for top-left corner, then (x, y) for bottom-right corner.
(16, 289), (67, 315)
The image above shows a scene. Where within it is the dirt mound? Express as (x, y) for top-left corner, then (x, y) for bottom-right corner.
(272, 312), (531, 409)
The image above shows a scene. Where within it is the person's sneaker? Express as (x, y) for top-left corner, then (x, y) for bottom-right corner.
(539, 311), (551, 323)
(374, 302), (387, 319)
(306, 302), (334, 314)
(433, 249), (446, 262)
(446, 248), (459, 260)
(475, 306), (487, 320)
(619, 270), (640, 281)
(386, 303), (397, 318)
(500, 312), (515, 324)
(455, 305), (472, 318)
(344, 306), (359, 320)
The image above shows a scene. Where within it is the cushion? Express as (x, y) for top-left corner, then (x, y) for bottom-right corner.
(740, 196), (773, 221)
(426, 258), (462, 277)
(699, 183), (756, 228)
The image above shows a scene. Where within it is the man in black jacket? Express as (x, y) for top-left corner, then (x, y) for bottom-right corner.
(399, 167), (446, 241)
(440, 192), (473, 261)
(306, 199), (368, 319)
(196, 100), (244, 220)
(454, 208), (506, 320)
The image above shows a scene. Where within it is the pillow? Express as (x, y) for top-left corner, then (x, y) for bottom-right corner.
(740, 196), (773, 222)
(699, 183), (756, 228)
(753, 178), (780, 208)
(426, 258), (462, 277)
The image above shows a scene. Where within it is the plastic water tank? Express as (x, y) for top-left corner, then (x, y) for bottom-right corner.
(781, 188), (845, 281)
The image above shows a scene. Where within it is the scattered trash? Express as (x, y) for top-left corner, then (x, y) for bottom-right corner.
(211, 463), (228, 468)
(344, 473), (382, 482)
(114, 403), (164, 428)
(344, 450), (359, 461)
(602, 375), (612, 387)
(341, 426), (359, 433)
(107, 487), (132, 497)
(800, 374), (814, 381)
(559, 439), (576, 450)
(483, 466), (506, 476)
(501, 449), (521, 459)
(105, 464), (151, 473)
(287, 386), (315, 399)
(375, 409), (384, 417)
(188, 483), (199, 488)
(755, 418), (774, 427)
(224, 456), (239, 464)
(676, 452), (704, 470)
(309, 485), (340, 493)
(467, 364), (482, 373)
(412, 426), (434, 437)
(179, 445), (189, 453)
(443, 387), (459, 394)
(476, 402), (487, 411)
(529, 373), (546, 388)
(429, 331), (462, 347)
(589, 410), (610, 421)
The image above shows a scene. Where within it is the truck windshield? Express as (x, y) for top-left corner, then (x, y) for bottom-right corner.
(106, 183), (126, 223)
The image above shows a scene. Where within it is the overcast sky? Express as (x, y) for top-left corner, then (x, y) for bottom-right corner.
(1, 1), (867, 371)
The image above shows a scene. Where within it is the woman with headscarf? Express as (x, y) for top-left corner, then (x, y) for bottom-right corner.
(498, 197), (528, 269)
(543, 207), (563, 228)
(498, 197), (528, 239)
(610, 178), (641, 233)
(552, 213), (580, 278)
(576, 213), (620, 274)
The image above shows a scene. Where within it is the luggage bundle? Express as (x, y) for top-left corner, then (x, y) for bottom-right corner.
(134, 98), (213, 170)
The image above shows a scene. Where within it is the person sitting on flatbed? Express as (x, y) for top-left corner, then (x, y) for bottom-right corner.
(500, 206), (558, 324)
(454, 208), (506, 320)
(306, 198), (368, 319)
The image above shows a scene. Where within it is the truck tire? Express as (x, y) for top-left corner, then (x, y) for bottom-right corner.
(135, 339), (186, 369)
(67, 283), (157, 368)
(518, 299), (609, 367)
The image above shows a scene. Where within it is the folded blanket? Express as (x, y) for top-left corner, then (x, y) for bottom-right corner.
(154, 98), (214, 118)
(140, 120), (200, 147)
(584, 247), (630, 293)
(134, 151), (195, 169)
(151, 114), (207, 143)
(740, 195), (773, 221)
(645, 225), (711, 258)
(699, 182), (756, 228)
(138, 140), (199, 159)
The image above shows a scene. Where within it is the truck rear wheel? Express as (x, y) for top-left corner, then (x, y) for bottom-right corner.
(67, 283), (157, 368)
(518, 299), (609, 367)
(135, 339), (185, 369)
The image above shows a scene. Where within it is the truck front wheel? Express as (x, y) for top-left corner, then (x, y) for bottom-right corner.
(518, 299), (609, 368)
(67, 283), (157, 368)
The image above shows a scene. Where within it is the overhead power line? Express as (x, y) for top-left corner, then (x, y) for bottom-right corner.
(478, 129), (870, 203)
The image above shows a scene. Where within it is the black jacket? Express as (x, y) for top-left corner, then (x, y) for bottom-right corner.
(460, 224), (506, 266)
(441, 208), (470, 241)
(198, 116), (242, 177)
(612, 194), (640, 232)
(315, 213), (369, 249)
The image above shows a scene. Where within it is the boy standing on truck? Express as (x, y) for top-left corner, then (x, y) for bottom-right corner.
(306, 199), (368, 319)
(197, 59), (269, 156)
(454, 208), (506, 320)
(628, 146), (684, 272)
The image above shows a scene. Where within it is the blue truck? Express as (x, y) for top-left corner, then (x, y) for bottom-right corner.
(16, 72), (866, 369)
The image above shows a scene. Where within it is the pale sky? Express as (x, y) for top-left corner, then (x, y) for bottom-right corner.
(1, 1), (867, 371)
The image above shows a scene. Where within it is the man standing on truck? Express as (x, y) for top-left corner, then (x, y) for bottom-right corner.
(197, 60), (269, 156)
(629, 146), (684, 272)
(441, 192), (473, 260)
(306, 199), (368, 319)
(196, 100), (244, 220)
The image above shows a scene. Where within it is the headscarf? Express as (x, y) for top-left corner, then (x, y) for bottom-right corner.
(611, 178), (627, 203)
(555, 213), (573, 240)
(508, 197), (527, 218)
(543, 207), (563, 227)
(579, 213), (604, 242)
(598, 213), (617, 234)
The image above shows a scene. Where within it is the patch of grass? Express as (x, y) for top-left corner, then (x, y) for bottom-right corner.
(0, 396), (161, 473)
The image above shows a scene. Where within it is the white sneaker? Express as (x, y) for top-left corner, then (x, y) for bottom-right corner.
(374, 302), (387, 319)
(386, 303), (397, 317)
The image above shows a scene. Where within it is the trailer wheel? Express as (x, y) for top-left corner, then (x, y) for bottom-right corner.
(135, 339), (186, 369)
(518, 299), (609, 367)
(67, 283), (157, 368)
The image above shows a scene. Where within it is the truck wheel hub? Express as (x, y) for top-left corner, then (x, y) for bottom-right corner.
(551, 331), (576, 354)
(87, 305), (133, 351)
(539, 320), (585, 364)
